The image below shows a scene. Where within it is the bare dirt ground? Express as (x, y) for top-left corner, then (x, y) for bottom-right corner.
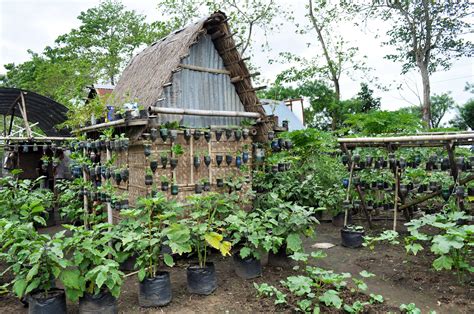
(0, 221), (472, 313)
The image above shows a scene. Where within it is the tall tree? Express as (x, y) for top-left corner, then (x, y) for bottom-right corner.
(351, 1), (472, 128)
(356, 83), (381, 113)
(451, 83), (474, 130)
(56, 0), (169, 85)
(157, 0), (283, 57)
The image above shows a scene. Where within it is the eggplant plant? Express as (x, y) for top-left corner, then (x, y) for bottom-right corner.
(61, 223), (124, 302)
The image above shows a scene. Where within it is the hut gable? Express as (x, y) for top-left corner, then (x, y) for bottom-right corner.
(112, 11), (265, 127)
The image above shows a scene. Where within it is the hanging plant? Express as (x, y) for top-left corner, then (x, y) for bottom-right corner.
(242, 128), (250, 139)
(195, 183), (203, 194)
(160, 176), (169, 192)
(216, 178), (224, 187)
(171, 182), (179, 195)
(215, 155), (223, 167)
(161, 152), (168, 169)
(169, 129), (178, 142)
(267, 131), (275, 141)
(114, 170), (122, 185)
(234, 129), (242, 141)
(225, 154), (233, 166)
(121, 168), (129, 182)
(184, 129), (192, 141)
(145, 170), (153, 186)
(150, 159), (158, 173)
(215, 130), (223, 142)
(160, 128), (169, 142)
(204, 130), (211, 143)
(235, 155), (242, 169)
(203, 180), (210, 192)
(150, 128), (158, 142)
(204, 154), (211, 167)
(225, 129), (233, 140)
(193, 153), (201, 169)
(193, 129), (202, 141)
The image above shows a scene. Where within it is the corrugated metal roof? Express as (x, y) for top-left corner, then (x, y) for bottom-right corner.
(261, 99), (305, 131)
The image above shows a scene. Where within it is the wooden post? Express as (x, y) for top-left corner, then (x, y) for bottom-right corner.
(355, 185), (373, 229)
(190, 135), (194, 185)
(83, 147), (89, 229)
(208, 138), (212, 186)
(446, 141), (458, 181)
(344, 162), (355, 226)
(106, 147), (113, 227)
(393, 166), (399, 231)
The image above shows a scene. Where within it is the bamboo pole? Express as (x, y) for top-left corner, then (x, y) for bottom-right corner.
(344, 162), (355, 226)
(148, 107), (261, 118)
(355, 185), (373, 229)
(393, 166), (399, 231)
(190, 136), (194, 185)
(83, 147), (89, 229)
(106, 147), (113, 227)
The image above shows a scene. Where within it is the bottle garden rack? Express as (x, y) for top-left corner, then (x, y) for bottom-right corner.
(337, 132), (474, 231)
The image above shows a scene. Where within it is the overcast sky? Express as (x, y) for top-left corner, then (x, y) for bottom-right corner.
(1, 0), (473, 116)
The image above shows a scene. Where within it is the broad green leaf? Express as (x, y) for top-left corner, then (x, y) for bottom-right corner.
(432, 255), (453, 271)
(240, 247), (251, 259)
(163, 254), (174, 267)
(59, 269), (82, 290)
(13, 279), (27, 297)
(359, 270), (375, 278)
(286, 233), (302, 252)
(26, 264), (39, 281)
(138, 268), (146, 282)
(204, 232), (223, 250)
(96, 271), (107, 289)
(220, 241), (232, 256)
(319, 289), (342, 309)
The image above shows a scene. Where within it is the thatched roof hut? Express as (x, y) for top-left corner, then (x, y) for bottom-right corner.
(111, 11), (267, 128)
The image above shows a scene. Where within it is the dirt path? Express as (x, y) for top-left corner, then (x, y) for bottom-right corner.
(308, 223), (473, 313)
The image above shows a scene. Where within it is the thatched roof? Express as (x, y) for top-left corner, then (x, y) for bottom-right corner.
(112, 11), (265, 117)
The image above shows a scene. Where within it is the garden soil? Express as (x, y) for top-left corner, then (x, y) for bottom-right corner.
(0, 222), (472, 313)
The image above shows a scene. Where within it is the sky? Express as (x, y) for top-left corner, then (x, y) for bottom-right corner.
(0, 0), (473, 120)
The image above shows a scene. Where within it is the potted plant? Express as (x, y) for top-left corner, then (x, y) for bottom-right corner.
(225, 210), (273, 279)
(216, 178), (224, 188)
(225, 154), (233, 166)
(204, 152), (211, 167)
(193, 129), (202, 141)
(225, 129), (233, 140)
(160, 127), (169, 142)
(121, 167), (129, 182)
(184, 129), (192, 141)
(41, 155), (50, 172)
(119, 194), (191, 307)
(150, 128), (158, 142)
(202, 179), (211, 192)
(144, 143), (152, 157)
(267, 131), (275, 141)
(204, 130), (211, 143)
(215, 154), (223, 167)
(181, 193), (231, 295)
(234, 129), (242, 141)
(150, 159), (158, 173)
(195, 181), (203, 194)
(193, 151), (201, 169)
(170, 144), (184, 169)
(235, 154), (242, 169)
(62, 224), (123, 313)
(160, 176), (169, 192)
(3, 223), (68, 313)
(161, 152), (168, 169)
(171, 179), (179, 195)
(242, 145), (250, 164)
(145, 169), (153, 186)
(114, 169), (122, 185)
(341, 225), (365, 248)
(215, 129), (223, 142)
(169, 129), (178, 142)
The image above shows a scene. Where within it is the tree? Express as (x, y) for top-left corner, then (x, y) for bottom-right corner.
(352, 1), (473, 128)
(344, 110), (423, 135)
(430, 92), (455, 128)
(157, 0), (283, 57)
(451, 83), (474, 130)
(55, 0), (169, 85)
(356, 83), (380, 113)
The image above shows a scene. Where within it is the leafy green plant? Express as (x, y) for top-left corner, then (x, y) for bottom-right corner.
(61, 223), (124, 301)
(225, 210), (275, 259)
(181, 193), (232, 268)
(116, 193), (191, 281)
(171, 143), (184, 156)
(363, 230), (400, 250)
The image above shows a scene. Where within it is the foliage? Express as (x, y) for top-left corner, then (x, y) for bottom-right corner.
(254, 252), (383, 313)
(180, 193), (232, 267)
(116, 193), (191, 280)
(62, 223), (124, 301)
(0, 170), (53, 225)
(0, 220), (67, 298)
(225, 209), (275, 259)
(344, 110), (423, 135)
(451, 84), (474, 130)
(56, 179), (85, 225)
(404, 210), (473, 280)
(157, 0), (284, 57)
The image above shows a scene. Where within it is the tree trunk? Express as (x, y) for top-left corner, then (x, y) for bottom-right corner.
(419, 63), (431, 128)
(331, 79), (341, 130)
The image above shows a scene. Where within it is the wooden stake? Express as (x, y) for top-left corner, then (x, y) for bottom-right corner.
(393, 166), (399, 231)
(344, 162), (354, 226)
(355, 185), (373, 229)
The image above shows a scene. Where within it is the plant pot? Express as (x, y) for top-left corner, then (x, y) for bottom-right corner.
(160, 128), (169, 142)
(150, 128), (158, 142)
(193, 156), (201, 169)
(271, 140), (280, 152)
(216, 178), (224, 187)
(195, 184), (203, 194)
(138, 272), (172, 307)
(79, 291), (117, 314)
(234, 129), (242, 141)
(144, 144), (151, 157)
(267, 246), (295, 268)
(114, 173), (122, 185)
(204, 131), (211, 142)
(341, 226), (365, 248)
(171, 185), (179, 195)
(215, 155), (223, 167)
(161, 181), (169, 192)
(236, 156), (242, 168)
(271, 165), (278, 173)
(193, 129), (201, 141)
(150, 161), (158, 173)
(28, 289), (67, 314)
(169, 129), (178, 142)
(242, 128), (250, 139)
(161, 156), (168, 169)
(332, 212), (352, 227)
(215, 130), (223, 141)
(170, 158), (178, 169)
(121, 169), (129, 182)
(145, 174), (153, 186)
(277, 163), (285, 172)
(119, 255), (137, 271)
(186, 263), (217, 295)
(204, 156), (211, 167)
(267, 131), (274, 141)
(203, 181), (210, 191)
(184, 129), (192, 141)
(285, 140), (293, 150)
(139, 109), (148, 119)
(225, 155), (233, 166)
(242, 152), (249, 164)
(225, 129), (233, 140)
(233, 255), (262, 279)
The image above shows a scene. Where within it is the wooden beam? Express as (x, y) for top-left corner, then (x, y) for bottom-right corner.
(210, 30), (225, 40)
(230, 72), (260, 83)
(178, 63), (231, 75)
(19, 92), (32, 138)
(74, 118), (148, 133)
(445, 141), (458, 181)
(224, 57), (250, 66)
(148, 106), (261, 118)
(356, 185), (373, 229)
(219, 42), (242, 54)
(238, 86), (267, 94)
